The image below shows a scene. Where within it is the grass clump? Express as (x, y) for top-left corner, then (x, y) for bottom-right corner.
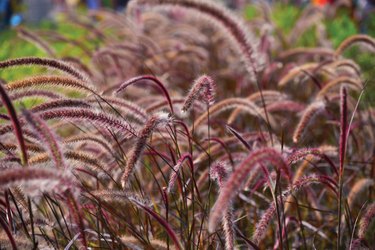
(0, 1), (374, 249)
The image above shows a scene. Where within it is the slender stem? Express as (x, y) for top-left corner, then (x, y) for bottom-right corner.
(337, 176), (343, 249)
(337, 87), (348, 249)
(0, 216), (17, 250)
(207, 105), (212, 208)
(274, 171), (284, 249)
(293, 195), (307, 250)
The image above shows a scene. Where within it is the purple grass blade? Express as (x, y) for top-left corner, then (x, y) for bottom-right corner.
(131, 198), (183, 250)
(0, 82), (28, 165)
(115, 75), (174, 114)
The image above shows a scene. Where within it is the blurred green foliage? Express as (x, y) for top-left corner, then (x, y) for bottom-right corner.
(0, 17), (93, 81)
(244, 5), (258, 21)
(325, 11), (358, 48)
(0, 29), (45, 81)
(270, 3), (300, 35)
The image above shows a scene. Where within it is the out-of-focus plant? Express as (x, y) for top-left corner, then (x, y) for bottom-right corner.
(0, 0), (374, 249)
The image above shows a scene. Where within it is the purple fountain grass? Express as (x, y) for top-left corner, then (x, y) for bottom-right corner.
(208, 147), (289, 233)
(204, 137), (236, 166)
(192, 98), (273, 131)
(248, 90), (287, 104)
(92, 189), (182, 250)
(131, 0), (274, 141)
(120, 235), (168, 249)
(335, 34), (375, 57)
(337, 86), (348, 249)
(347, 179), (374, 209)
(266, 100), (305, 113)
(0, 142), (43, 154)
(328, 59), (362, 77)
(130, 197), (184, 250)
(93, 49), (128, 79)
(0, 57), (89, 81)
(193, 132), (267, 165)
(210, 161), (235, 250)
(357, 203), (375, 240)
(252, 174), (337, 245)
(22, 109), (65, 169)
(0, 1), (373, 248)
(261, 62), (283, 86)
(292, 100), (325, 143)
(272, 217), (302, 249)
(147, 97), (206, 114)
(88, 96), (148, 123)
(28, 150), (107, 173)
(0, 112), (10, 120)
(287, 147), (323, 165)
(130, 0), (263, 81)
(62, 56), (93, 78)
(31, 99), (92, 113)
(340, 59), (363, 75)
(167, 152), (194, 193)
(121, 112), (172, 188)
(64, 191), (87, 249)
(0, 82), (28, 165)
(278, 47), (335, 60)
(288, 6), (323, 44)
(287, 147), (338, 175)
(343, 180), (375, 248)
(226, 125), (252, 151)
(90, 190), (150, 205)
(210, 161), (231, 188)
(181, 74), (216, 113)
(0, 143), (24, 153)
(17, 27), (56, 57)
(6, 75), (96, 94)
(349, 239), (368, 250)
(252, 200), (277, 245)
(278, 63), (319, 87)
(38, 108), (136, 136)
(0, 218), (18, 250)
(0, 167), (75, 191)
(115, 75), (174, 114)
(316, 76), (362, 99)
(0, 122), (36, 140)
(36, 30), (93, 57)
(64, 134), (113, 155)
(8, 89), (62, 102)
(339, 87), (348, 175)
